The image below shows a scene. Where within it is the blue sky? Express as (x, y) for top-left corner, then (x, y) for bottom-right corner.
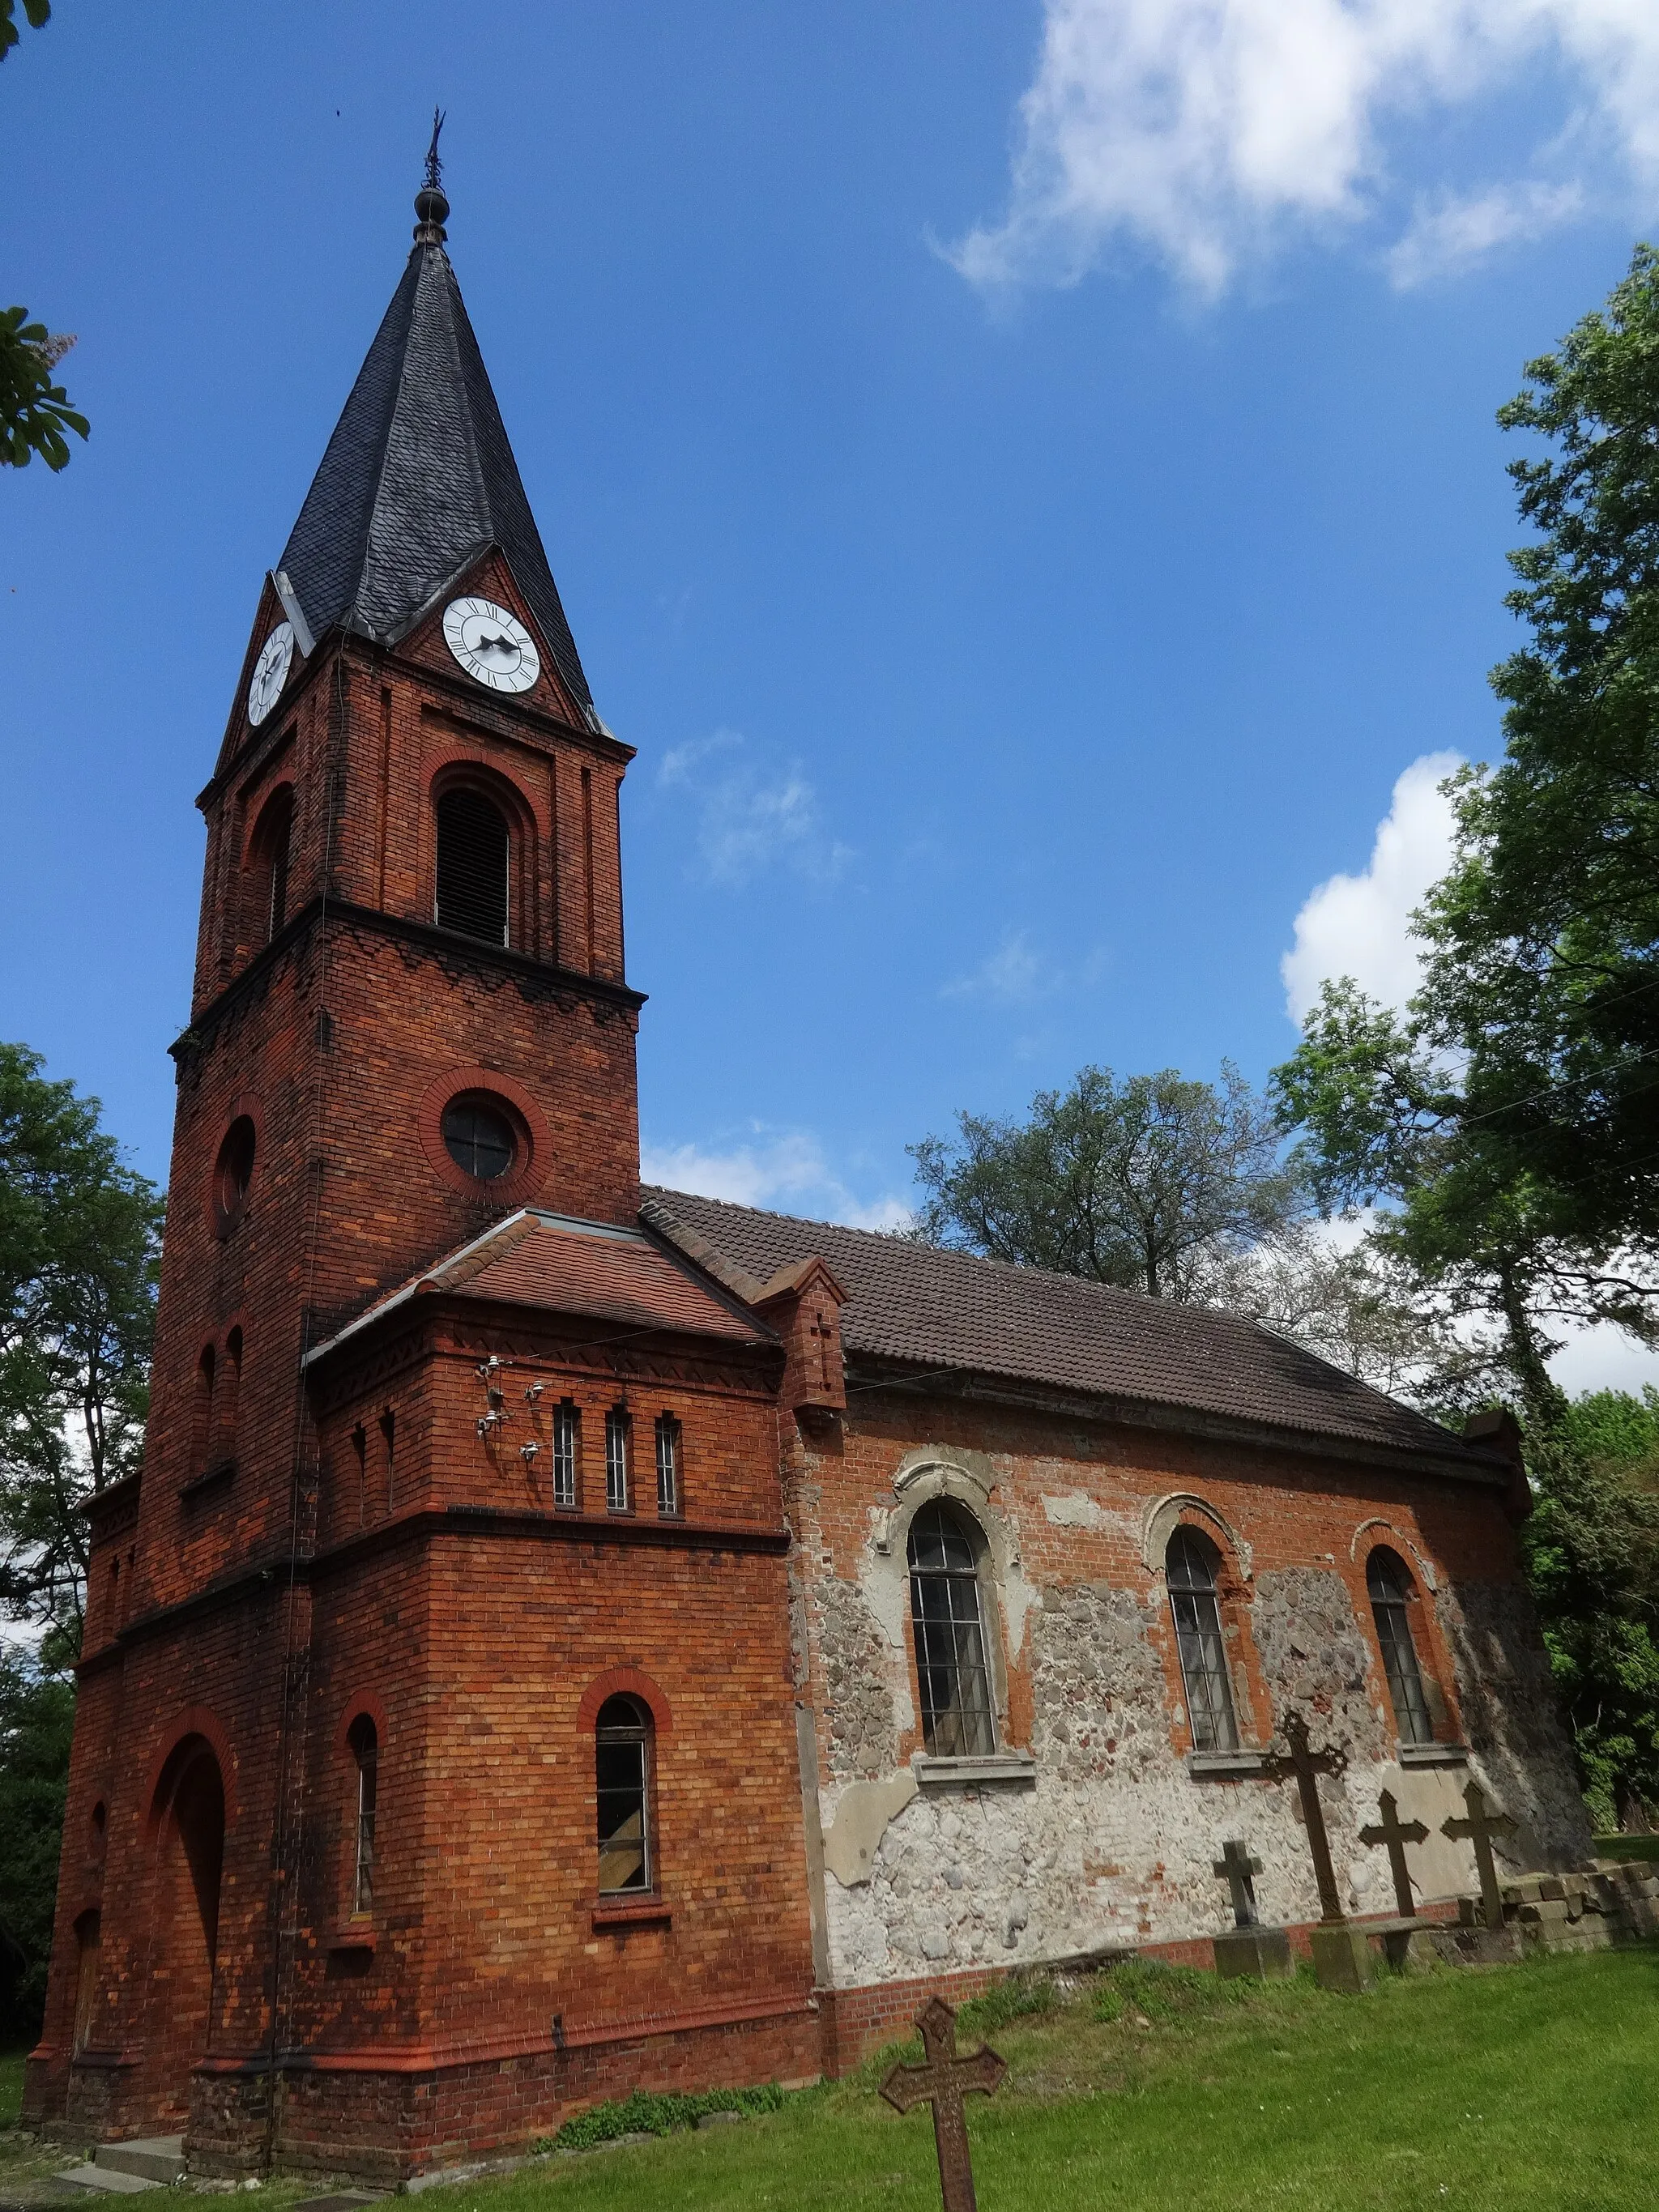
(4, 0), (1657, 1390)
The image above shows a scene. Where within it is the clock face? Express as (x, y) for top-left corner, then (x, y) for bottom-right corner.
(442, 597), (540, 694)
(247, 622), (295, 727)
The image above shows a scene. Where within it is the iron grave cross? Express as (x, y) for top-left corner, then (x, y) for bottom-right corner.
(1213, 1839), (1263, 1928)
(1358, 1788), (1429, 1920)
(1260, 1710), (1348, 1922)
(1442, 1780), (1518, 1930)
(881, 1996), (1007, 2212)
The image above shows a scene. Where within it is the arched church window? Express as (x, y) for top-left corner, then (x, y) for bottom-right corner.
(348, 1714), (377, 1914)
(1166, 1527), (1239, 1752)
(1367, 1547), (1433, 1746)
(440, 1094), (518, 1182)
(595, 1694), (651, 1894)
(247, 785), (294, 947)
(435, 787), (510, 947)
(907, 1499), (996, 1758)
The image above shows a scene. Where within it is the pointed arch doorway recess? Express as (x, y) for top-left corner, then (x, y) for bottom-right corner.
(147, 1737), (225, 2125)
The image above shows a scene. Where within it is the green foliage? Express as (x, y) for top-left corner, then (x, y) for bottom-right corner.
(911, 1063), (1304, 1300)
(1521, 1392), (1659, 1827)
(956, 1973), (1060, 2035)
(548, 2080), (787, 2150)
(0, 1044), (163, 1659)
(0, 1647), (74, 2041)
(0, 0), (50, 63)
(0, 308), (87, 473)
(1090, 1956), (1250, 2024)
(1274, 245), (1659, 1420)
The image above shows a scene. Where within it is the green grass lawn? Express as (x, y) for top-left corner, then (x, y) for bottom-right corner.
(0, 2048), (28, 2130)
(407, 1947), (1659, 2212)
(1595, 1833), (1659, 1865)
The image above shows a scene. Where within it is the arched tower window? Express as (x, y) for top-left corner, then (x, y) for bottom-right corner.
(595, 1694), (651, 1894)
(190, 1344), (215, 1477)
(1166, 1527), (1239, 1752)
(907, 1500), (996, 1758)
(1367, 1548), (1433, 1745)
(348, 1714), (378, 1914)
(435, 788), (510, 947)
(247, 785), (295, 947)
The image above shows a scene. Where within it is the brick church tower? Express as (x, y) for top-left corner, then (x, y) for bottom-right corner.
(25, 160), (821, 2171)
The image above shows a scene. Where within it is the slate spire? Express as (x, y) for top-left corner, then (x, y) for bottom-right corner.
(275, 147), (593, 712)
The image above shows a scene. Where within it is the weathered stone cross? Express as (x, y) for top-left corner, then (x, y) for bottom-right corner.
(1358, 1788), (1429, 1920)
(1260, 1711), (1348, 1922)
(881, 1996), (1008, 2212)
(1441, 1780), (1518, 1931)
(1213, 1839), (1263, 1928)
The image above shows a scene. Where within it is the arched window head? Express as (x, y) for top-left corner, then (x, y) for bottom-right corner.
(1367, 1548), (1433, 1745)
(347, 1714), (378, 1914)
(1166, 1527), (1239, 1753)
(248, 785), (294, 947)
(213, 1116), (256, 1236)
(595, 1694), (651, 1894)
(435, 787), (510, 947)
(907, 1499), (996, 1758)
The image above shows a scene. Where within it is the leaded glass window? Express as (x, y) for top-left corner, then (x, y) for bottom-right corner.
(1367, 1548), (1433, 1745)
(595, 1694), (650, 1894)
(1166, 1528), (1239, 1753)
(552, 1401), (578, 1510)
(907, 1501), (996, 1758)
(348, 1715), (377, 1915)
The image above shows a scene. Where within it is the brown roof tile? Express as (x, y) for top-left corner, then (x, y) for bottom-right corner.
(641, 1187), (1486, 1466)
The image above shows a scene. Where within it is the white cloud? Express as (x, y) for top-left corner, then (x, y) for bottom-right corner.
(642, 1129), (911, 1234)
(948, 0), (1659, 295)
(657, 729), (851, 889)
(942, 928), (1109, 1006)
(1388, 177), (1584, 287)
(1282, 751), (1462, 1025)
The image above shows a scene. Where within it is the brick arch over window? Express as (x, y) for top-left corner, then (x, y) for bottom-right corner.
(576, 1667), (673, 1742)
(1146, 1499), (1264, 1753)
(416, 1063), (550, 1205)
(333, 1690), (390, 1759)
(425, 756), (544, 957)
(242, 782), (296, 952)
(203, 1095), (263, 1238)
(143, 1707), (237, 1835)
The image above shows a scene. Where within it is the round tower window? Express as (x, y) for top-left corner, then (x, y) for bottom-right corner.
(441, 1097), (518, 1182)
(212, 1116), (257, 1235)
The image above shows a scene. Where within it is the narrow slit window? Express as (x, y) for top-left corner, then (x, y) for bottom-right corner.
(595, 1695), (650, 1894)
(605, 1409), (629, 1513)
(192, 1344), (215, 1476)
(348, 1715), (377, 1915)
(655, 1415), (680, 1518)
(552, 1401), (578, 1510)
(219, 1327), (242, 1469)
(434, 787), (510, 946)
(1166, 1528), (1239, 1753)
(1367, 1549), (1434, 1746)
(907, 1500), (996, 1758)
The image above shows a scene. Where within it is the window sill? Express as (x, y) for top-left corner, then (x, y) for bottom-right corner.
(592, 1898), (672, 1931)
(179, 1460), (235, 1502)
(1397, 1741), (1469, 1767)
(327, 1930), (376, 1955)
(1187, 1750), (1265, 1779)
(912, 1752), (1037, 1791)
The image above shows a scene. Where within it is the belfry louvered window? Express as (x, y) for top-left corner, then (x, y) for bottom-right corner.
(434, 788), (510, 946)
(907, 1501), (996, 1758)
(1367, 1548), (1433, 1746)
(1166, 1528), (1239, 1753)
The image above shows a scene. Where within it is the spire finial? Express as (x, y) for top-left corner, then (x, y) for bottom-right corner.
(413, 107), (450, 245)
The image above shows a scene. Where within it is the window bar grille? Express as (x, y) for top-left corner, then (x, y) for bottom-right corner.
(1368, 1557), (1434, 1745)
(552, 1401), (577, 1510)
(605, 1409), (629, 1513)
(1166, 1530), (1239, 1753)
(655, 1415), (680, 1517)
(354, 1738), (377, 1914)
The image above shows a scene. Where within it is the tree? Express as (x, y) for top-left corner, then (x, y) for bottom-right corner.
(0, 1646), (75, 2039)
(0, 1045), (163, 1664)
(910, 1063), (1306, 1299)
(1274, 245), (1659, 1428)
(2, 3), (87, 474)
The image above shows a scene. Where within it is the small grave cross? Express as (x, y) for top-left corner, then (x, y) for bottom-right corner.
(1213, 1839), (1263, 1928)
(1260, 1710), (1348, 1923)
(1358, 1788), (1429, 1920)
(881, 1995), (1007, 2212)
(1441, 1780), (1518, 1931)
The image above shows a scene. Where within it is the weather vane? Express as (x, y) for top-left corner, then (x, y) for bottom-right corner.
(425, 106), (446, 194)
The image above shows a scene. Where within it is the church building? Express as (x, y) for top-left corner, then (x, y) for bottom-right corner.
(26, 167), (1590, 2179)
